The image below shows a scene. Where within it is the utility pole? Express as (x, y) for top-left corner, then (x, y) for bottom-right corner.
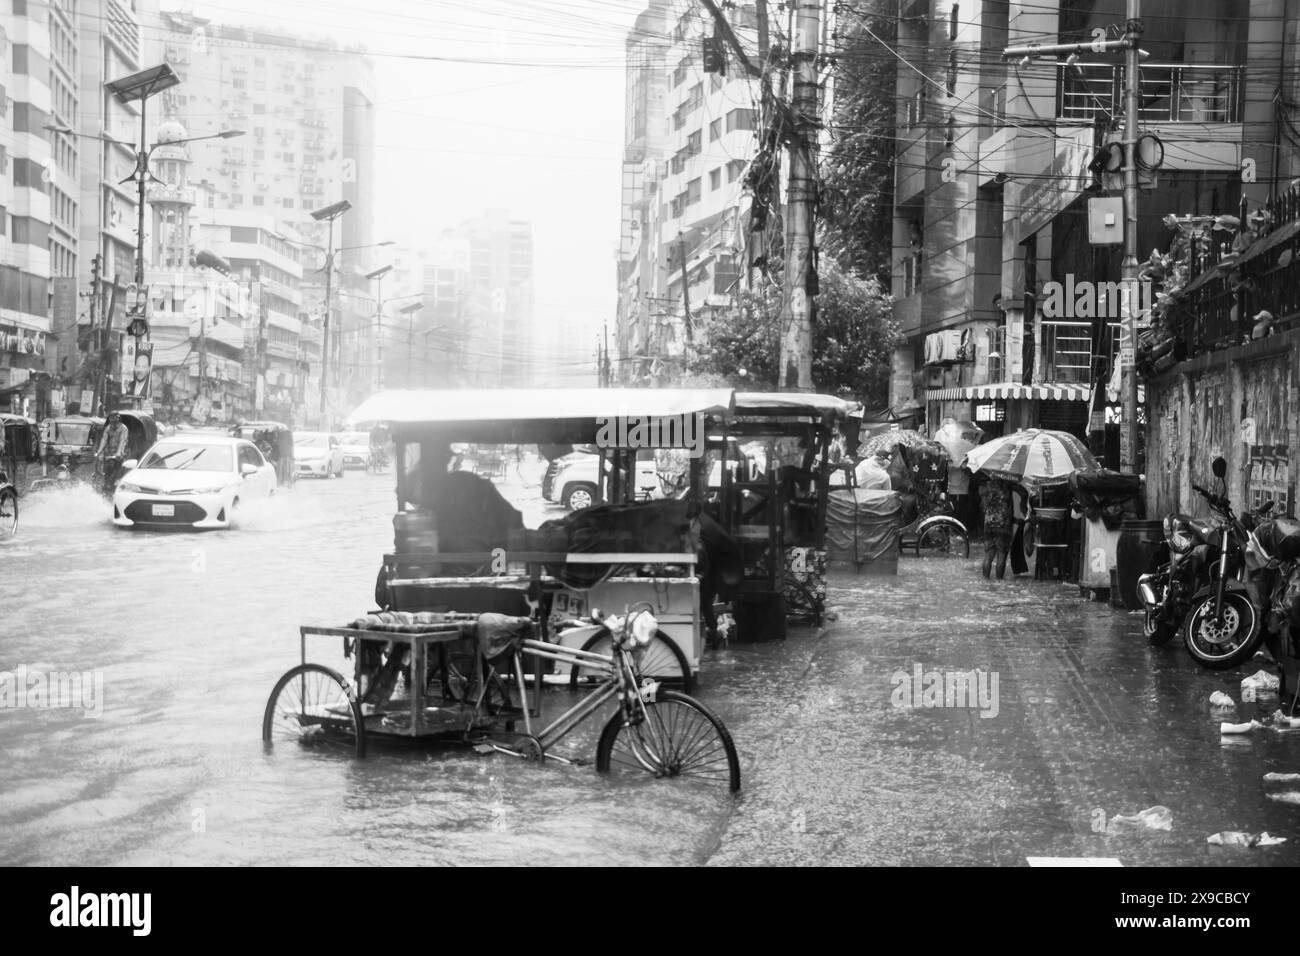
(89, 254), (102, 415)
(1118, 2), (1143, 475)
(778, 0), (820, 391)
(677, 234), (693, 345)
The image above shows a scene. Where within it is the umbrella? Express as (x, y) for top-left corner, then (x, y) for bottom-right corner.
(860, 428), (949, 460)
(964, 428), (1098, 488)
(933, 419), (983, 462)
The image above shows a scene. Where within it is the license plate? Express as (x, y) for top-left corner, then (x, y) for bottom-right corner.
(151, 503), (175, 517)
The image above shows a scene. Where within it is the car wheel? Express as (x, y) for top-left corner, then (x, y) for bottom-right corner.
(564, 482), (598, 511)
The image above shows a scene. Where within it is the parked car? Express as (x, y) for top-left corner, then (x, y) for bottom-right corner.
(294, 431), (345, 478)
(112, 433), (277, 529)
(542, 451), (661, 511)
(335, 431), (371, 470)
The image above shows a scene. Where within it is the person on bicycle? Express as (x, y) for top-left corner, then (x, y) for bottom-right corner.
(369, 424), (388, 469)
(94, 411), (129, 495)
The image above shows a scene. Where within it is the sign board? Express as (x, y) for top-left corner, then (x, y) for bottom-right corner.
(1018, 127), (1096, 237)
(122, 341), (153, 399)
(79, 389), (95, 415)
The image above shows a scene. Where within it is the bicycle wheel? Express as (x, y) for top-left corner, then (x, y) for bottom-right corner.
(569, 628), (692, 692)
(262, 664), (366, 757)
(595, 689), (740, 793)
(442, 649), (513, 715)
(916, 522), (970, 558)
(0, 487), (16, 538)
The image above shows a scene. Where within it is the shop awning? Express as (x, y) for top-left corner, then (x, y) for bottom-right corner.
(926, 383), (1091, 402)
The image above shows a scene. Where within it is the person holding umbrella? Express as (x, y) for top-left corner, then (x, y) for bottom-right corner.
(980, 477), (1014, 579)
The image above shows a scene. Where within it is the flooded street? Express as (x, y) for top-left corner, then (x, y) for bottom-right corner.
(3, 468), (1299, 866)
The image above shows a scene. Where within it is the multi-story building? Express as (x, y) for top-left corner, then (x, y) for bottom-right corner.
(144, 8), (376, 421)
(0, 0), (58, 408)
(616, 1), (758, 385)
(891, 0), (1266, 471)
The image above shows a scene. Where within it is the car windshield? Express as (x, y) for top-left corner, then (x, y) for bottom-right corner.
(295, 434), (327, 449)
(139, 443), (233, 472)
(339, 432), (367, 445)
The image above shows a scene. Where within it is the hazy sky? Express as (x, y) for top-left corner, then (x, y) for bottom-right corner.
(169, 0), (639, 373)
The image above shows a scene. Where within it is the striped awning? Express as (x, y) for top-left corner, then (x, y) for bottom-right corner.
(925, 383), (1091, 402)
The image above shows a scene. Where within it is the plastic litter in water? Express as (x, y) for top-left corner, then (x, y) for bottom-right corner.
(1206, 831), (1287, 847)
(1263, 772), (1300, 784)
(1265, 791), (1300, 805)
(1220, 720), (1264, 735)
(1208, 691), (1235, 709)
(1108, 805), (1173, 831)
(1268, 711), (1300, 730)
(1241, 669), (1281, 703)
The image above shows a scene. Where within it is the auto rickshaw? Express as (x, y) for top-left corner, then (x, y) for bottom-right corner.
(230, 420), (294, 487)
(698, 392), (859, 637)
(349, 387), (737, 690)
(0, 413), (41, 495)
(30, 414), (104, 492)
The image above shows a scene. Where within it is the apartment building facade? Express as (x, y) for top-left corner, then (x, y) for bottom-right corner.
(616, 0), (758, 385)
(892, 0), (1268, 471)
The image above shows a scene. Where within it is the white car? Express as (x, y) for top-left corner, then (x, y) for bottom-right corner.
(335, 431), (371, 470)
(112, 434), (277, 529)
(294, 431), (346, 478)
(542, 452), (662, 511)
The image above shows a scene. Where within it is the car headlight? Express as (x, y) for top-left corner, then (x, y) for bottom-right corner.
(117, 482), (147, 494)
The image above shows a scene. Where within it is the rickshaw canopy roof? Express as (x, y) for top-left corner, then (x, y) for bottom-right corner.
(347, 388), (736, 444)
(734, 392), (857, 420)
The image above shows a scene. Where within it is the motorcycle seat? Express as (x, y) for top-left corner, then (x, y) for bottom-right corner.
(1257, 518), (1300, 561)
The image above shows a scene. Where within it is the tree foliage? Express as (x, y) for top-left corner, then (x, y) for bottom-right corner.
(819, 0), (897, 282)
(690, 257), (900, 405)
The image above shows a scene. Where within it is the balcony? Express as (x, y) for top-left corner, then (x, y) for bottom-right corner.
(1058, 63), (1244, 124)
(1040, 321), (1112, 384)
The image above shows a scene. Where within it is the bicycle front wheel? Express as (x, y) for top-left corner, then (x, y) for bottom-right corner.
(262, 663), (366, 757)
(595, 689), (740, 792)
(570, 628), (692, 692)
(916, 521), (970, 558)
(0, 486), (16, 538)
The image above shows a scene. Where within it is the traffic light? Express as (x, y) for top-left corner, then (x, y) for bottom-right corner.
(702, 33), (726, 75)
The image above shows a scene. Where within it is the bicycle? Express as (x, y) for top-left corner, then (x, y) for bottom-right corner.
(262, 604), (741, 792)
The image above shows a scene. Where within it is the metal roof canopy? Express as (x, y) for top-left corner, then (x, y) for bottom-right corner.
(733, 392), (858, 420)
(346, 388), (736, 445)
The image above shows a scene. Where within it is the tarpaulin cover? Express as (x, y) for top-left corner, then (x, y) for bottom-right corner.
(537, 498), (697, 588)
(826, 489), (906, 563)
(476, 613), (534, 662)
(1070, 469), (1141, 529)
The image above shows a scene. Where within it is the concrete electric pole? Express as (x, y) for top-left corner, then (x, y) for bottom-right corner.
(779, 0), (821, 392)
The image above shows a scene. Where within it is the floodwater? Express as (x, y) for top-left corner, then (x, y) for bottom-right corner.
(3, 464), (1300, 866)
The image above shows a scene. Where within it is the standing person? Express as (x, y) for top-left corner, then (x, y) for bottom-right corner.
(979, 477), (1013, 579)
(948, 462), (972, 526)
(1009, 482), (1031, 576)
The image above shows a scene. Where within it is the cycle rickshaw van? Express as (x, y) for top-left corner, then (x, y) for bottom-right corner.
(257, 387), (742, 790)
(0, 412), (41, 493)
(349, 387), (736, 688)
(230, 420), (294, 487)
(701, 392), (857, 637)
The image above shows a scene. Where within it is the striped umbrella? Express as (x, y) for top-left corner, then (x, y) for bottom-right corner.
(963, 428), (1098, 487)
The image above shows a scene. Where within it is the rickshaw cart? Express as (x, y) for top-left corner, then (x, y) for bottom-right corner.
(260, 389), (743, 788)
(230, 420), (294, 487)
(702, 393), (856, 636)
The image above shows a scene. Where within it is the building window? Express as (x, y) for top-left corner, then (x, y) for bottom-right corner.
(725, 108), (756, 133)
(709, 119), (721, 141)
(684, 82), (703, 113)
(13, 44), (27, 74)
(686, 177), (701, 205)
(282, 198), (294, 208)
(710, 167), (721, 191)
(727, 159), (745, 183)
(253, 196), (264, 206)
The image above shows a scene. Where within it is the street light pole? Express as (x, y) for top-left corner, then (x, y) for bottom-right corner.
(365, 264), (392, 394)
(1119, 2), (1144, 475)
(309, 199), (352, 423)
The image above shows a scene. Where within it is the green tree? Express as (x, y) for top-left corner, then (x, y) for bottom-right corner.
(690, 257), (899, 405)
(819, 0), (897, 282)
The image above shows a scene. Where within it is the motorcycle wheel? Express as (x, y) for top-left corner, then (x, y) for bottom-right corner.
(1143, 609), (1177, 646)
(1182, 591), (1261, 670)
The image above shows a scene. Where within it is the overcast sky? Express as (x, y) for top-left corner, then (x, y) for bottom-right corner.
(169, 0), (639, 373)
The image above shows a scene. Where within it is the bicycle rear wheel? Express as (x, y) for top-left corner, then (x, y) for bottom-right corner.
(570, 628), (692, 692)
(595, 689), (740, 792)
(262, 663), (366, 757)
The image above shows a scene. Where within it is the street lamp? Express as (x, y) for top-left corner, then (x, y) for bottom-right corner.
(365, 264), (393, 392)
(398, 301), (424, 387)
(309, 200), (351, 420)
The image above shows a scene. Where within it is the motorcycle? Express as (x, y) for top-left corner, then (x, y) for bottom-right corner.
(1242, 508), (1300, 709)
(1179, 457), (1273, 670)
(1138, 511), (1221, 646)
